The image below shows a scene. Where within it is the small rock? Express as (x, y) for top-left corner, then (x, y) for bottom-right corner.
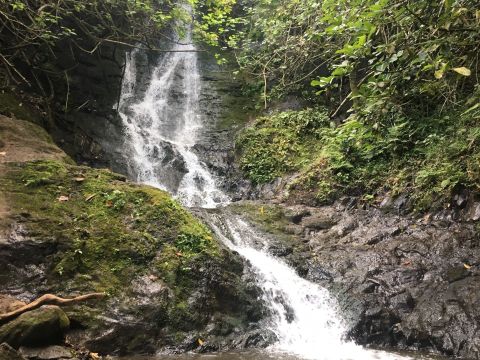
(242, 329), (278, 348)
(268, 244), (293, 257)
(0, 306), (70, 348)
(466, 202), (480, 221)
(0, 343), (26, 360)
(20, 345), (74, 359)
(453, 193), (468, 208)
(444, 266), (470, 283)
(284, 206), (311, 224)
(379, 196), (394, 211)
(283, 224), (304, 235)
(301, 214), (337, 230)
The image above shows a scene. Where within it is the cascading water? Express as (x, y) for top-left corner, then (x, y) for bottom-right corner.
(116, 16), (419, 360)
(117, 24), (228, 208)
(208, 215), (413, 360)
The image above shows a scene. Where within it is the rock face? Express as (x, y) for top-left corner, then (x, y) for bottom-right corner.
(20, 345), (75, 360)
(0, 295), (26, 314)
(0, 343), (26, 360)
(232, 201), (480, 359)
(0, 306), (69, 348)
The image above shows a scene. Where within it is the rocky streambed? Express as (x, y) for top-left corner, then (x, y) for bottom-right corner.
(226, 199), (480, 359)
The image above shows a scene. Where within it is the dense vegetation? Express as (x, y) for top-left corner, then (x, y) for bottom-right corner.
(228, 0), (480, 210)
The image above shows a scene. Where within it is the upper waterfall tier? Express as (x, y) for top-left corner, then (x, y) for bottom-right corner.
(117, 32), (229, 208)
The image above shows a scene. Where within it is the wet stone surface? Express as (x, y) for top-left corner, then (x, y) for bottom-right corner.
(229, 201), (480, 359)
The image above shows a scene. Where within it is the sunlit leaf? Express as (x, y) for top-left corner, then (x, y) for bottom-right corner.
(452, 67), (471, 76)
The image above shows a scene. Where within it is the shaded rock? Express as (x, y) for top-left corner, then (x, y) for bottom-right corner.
(0, 306), (70, 348)
(234, 199), (480, 359)
(20, 345), (74, 359)
(306, 263), (333, 283)
(444, 265), (470, 283)
(241, 329), (278, 348)
(465, 202), (480, 221)
(379, 196), (394, 212)
(283, 206), (311, 224)
(283, 224), (304, 235)
(301, 213), (337, 230)
(0, 342), (26, 360)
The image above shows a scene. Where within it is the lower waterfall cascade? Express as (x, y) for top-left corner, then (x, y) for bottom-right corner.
(116, 25), (426, 360)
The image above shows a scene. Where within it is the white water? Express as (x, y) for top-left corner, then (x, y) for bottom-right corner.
(117, 27), (228, 208)
(116, 17), (415, 360)
(210, 216), (411, 360)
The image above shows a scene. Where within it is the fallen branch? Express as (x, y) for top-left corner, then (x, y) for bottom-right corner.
(0, 293), (105, 324)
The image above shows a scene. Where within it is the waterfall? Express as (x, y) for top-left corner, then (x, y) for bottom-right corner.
(208, 215), (411, 360)
(117, 24), (228, 208)
(116, 16), (414, 360)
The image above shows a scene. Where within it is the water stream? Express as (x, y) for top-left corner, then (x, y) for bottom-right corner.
(116, 21), (436, 360)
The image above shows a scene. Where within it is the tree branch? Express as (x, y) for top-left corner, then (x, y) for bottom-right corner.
(0, 293), (106, 324)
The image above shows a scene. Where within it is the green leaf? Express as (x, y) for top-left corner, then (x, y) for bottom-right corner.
(434, 63), (448, 79)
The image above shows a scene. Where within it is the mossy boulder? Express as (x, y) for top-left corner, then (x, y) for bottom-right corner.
(0, 116), (265, 355)
(0, 306), (69, 348)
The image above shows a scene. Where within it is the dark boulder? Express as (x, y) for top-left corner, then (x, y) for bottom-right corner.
(0, 306), (69, 348)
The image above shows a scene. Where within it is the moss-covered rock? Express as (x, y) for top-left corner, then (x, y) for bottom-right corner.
(0, 306), (69, 348)
(1, 159), (219, 295)
(0, 116), (265, 355)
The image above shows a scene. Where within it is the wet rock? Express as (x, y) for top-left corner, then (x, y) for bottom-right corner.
(268, 243), (293, 257)
(241, 329), (278, 348)
(237, 200), (480, 359)
(283, 206), (311, 224)
(283, 224), (304, 235)
(0, 306), (70, 348)
(19, 345), (74, 359)
(453, 193), (468, 208)
(444, 265), (471, 283)
(379, 195), (394, 212)
(393, 194), (410, 212)
(301, 213), (337, 230)
(306, 263), (333, 283)
(0, 343), (26, 360)
(465, 202), (480, 221)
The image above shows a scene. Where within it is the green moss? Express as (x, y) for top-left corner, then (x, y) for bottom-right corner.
(1, 160), (218, 294)
(230, 202), (289, 235)
(236, 108), (330, 184)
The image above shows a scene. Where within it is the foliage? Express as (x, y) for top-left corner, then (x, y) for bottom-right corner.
(0, 1), (173, 85)
(223, 0), (479, 117)
(239, 101), (480, 209)
(227, 0), (480, 210)
(236, 108), (329, 183)
(0, 0), (239, 92)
